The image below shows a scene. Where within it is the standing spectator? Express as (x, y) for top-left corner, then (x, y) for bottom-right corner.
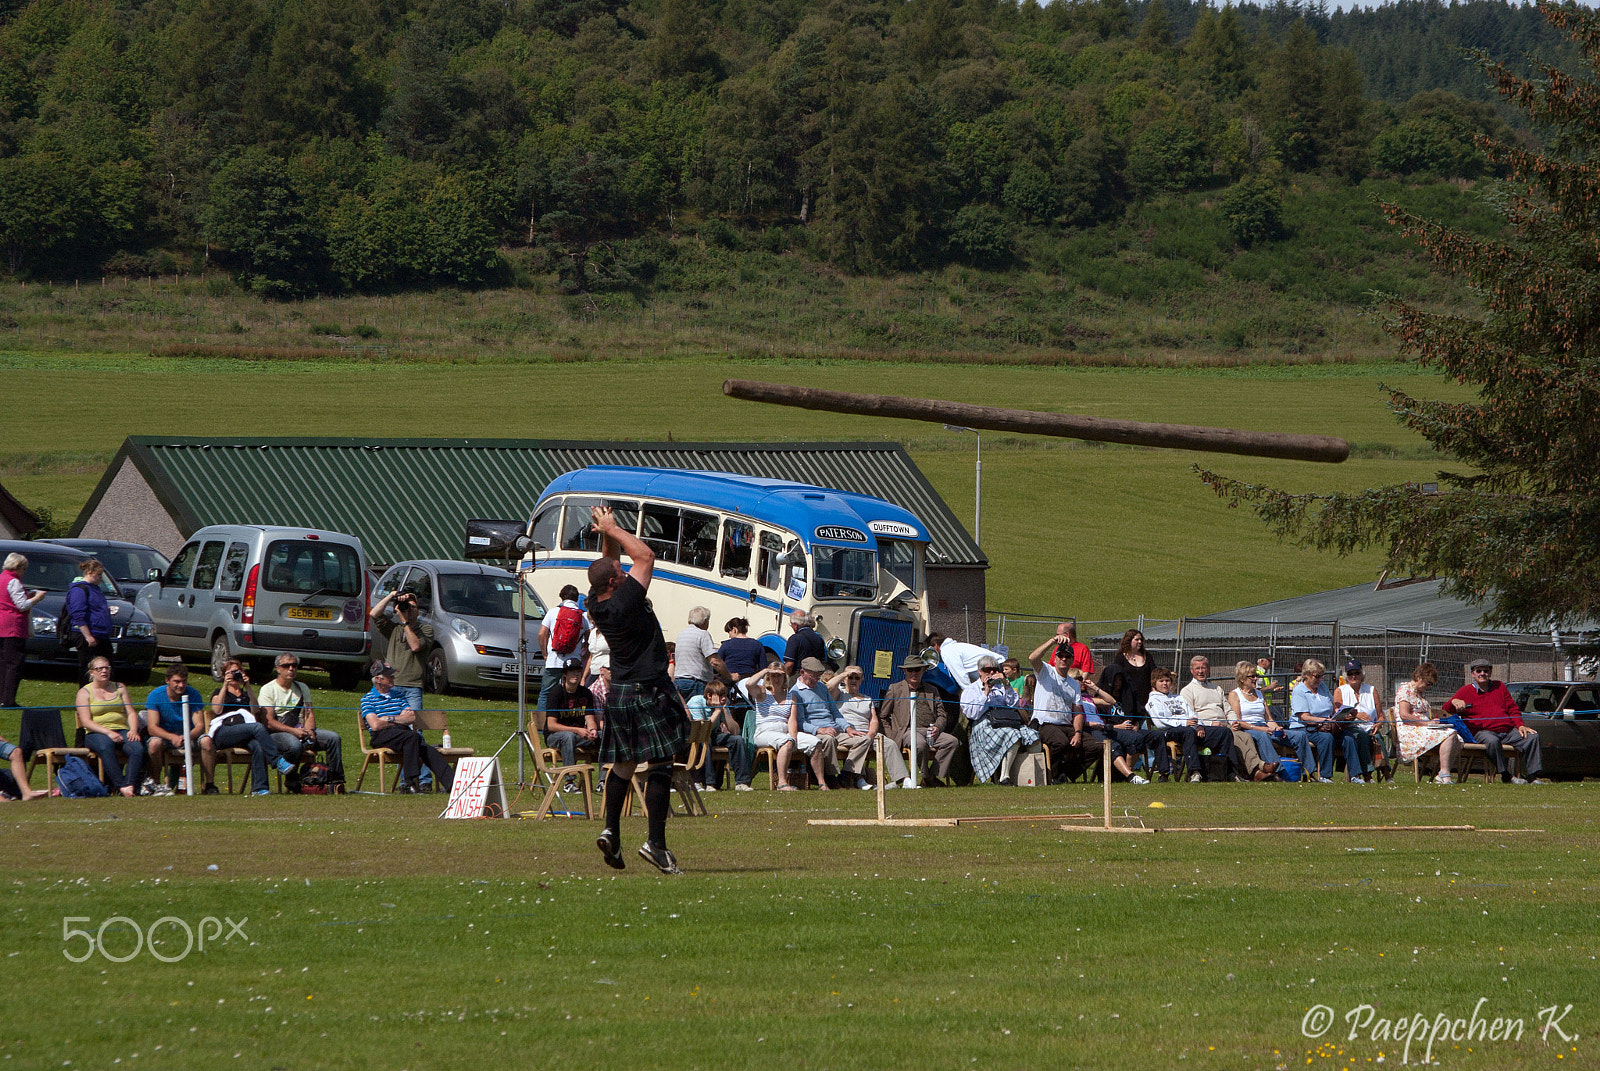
(1225, 661), (1281, 781)
(543, 656), (599, 783)
(782, 610), (826, 676)
(1146, 667), (1228, 782)
(716, 618), (766, 684)
(1, 553), (46, 708)
(788, 657), (847, 788)
(65, 559), (114, 684)
(1099, 629), (1152, 729)
(1336, 659), (1390, 781)
(1069, 667), (1157, 784)
(879, 656), (959, 787)
(1255, 657), (1285, 719)
(1051, 621), (1096, 676)
(930, 631), (994, 689)
(257, 653), (344, 788)
(1443, 658), (1544, 783)
(74, 655), (140, 797)
(370, 588), (434, 713)
(361, 660), (453, 795)
(685, 679), (754, 791)
(200, 658), (292, 796)
(1180, 656), (1245, 781)
(586, 505), (689, 874)
(673, 606), (725, 702)
(537, 585), (588, 717)
(824, 665), (909, 789)
(1393, 662), (1463, 783)
(1027, 634), (1082, 782)
(140, 663), (204, 795)
(963, 654), (1039, 784)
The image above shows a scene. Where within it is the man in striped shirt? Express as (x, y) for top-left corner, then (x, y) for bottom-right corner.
(361, 660), (451, 794)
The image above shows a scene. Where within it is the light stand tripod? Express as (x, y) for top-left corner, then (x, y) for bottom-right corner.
(489, 539), (546, 788)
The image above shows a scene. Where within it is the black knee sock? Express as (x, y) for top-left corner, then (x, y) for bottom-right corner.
(603, 769), (629, 832)
(644, 766), (673, 848)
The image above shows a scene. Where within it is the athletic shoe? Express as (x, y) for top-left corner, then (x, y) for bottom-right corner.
(638, 841), (683, 876)
(202, 783), (220, 795)
(1128, 774), (1150, 785)
(561, 781), (581, 794)
(1510, 776), (1528, 785)
(1349, 777), (1366, 785)
(734, 783), (754, 792)
(141, 778), (159, 794)
(899, 777), (915, 789)
(700, 784), (717, 793)
(274, 756), (294, 775)
(250, 788), (272, 796)
(1188, 772), (1204, 783)
(857, 779), (872, 790)
(1316, 776), (1336, 784)
(884, 780), (899, 790)
(596, 828), (626, 870)
(148, 782), (175, 796)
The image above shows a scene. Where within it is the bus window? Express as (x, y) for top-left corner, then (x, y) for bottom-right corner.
(813, 545), (877, 600)
(560, 498), (640, 552)
(720, 519), (753, 580)
(530, 502), (560, 554)
(641, 503), (682, 563)
(877, 539), (920, 591)
(681, 510), (718, 571)
(756, 531), (785, 590)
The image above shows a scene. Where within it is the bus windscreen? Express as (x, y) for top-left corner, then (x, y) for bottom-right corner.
(812, 546), (876, 600)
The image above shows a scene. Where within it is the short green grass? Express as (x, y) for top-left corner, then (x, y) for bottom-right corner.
(0, 352), (1471, 621)
(2, 772), (1591, 1070)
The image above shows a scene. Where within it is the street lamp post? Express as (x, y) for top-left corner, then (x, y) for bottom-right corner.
(943, 424), (981, 544)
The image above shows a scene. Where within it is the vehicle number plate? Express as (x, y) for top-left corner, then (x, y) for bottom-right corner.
(285, 606), (335, 621)
(501, 661), (523, 675)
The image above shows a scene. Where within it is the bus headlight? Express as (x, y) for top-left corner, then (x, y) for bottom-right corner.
(826, 637), (847, 662)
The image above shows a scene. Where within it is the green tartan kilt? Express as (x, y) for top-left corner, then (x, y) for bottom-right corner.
(599, 679), (689, 765)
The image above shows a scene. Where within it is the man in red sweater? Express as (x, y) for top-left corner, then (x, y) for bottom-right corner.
(1444, 658), (1544, 783)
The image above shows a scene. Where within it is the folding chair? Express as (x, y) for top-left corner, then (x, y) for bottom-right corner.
(417, 710), (475, 792)
(353, 709), (402, 793)
(21, 707), (102, 790)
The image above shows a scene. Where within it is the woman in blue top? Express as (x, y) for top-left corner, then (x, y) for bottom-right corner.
(1287, 659), (1372, 784)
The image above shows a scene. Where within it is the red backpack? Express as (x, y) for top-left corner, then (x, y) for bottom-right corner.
(551, 605), (583, 655)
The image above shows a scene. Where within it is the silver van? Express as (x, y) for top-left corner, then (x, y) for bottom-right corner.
(136, 525), (372, 687)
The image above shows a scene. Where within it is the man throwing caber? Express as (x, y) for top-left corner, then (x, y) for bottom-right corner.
(586, 506), (689, 875)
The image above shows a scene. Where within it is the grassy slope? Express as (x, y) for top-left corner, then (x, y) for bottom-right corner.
(1, 353), (1467, 622)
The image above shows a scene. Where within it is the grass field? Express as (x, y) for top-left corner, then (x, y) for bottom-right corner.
(0, 351), (1471, 621)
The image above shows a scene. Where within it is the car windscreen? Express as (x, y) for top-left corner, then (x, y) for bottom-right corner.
(85, 547), (171, 582)
(25, 557), (105, 592)
(812, 545), (877, 600)
(261, 541), (363, 597)
(438, 573), (530, 619)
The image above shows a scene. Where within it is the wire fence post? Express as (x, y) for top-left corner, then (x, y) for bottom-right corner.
(1173, 618), (1186, 675)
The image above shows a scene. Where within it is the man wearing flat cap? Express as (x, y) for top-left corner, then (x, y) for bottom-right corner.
(1444, 658), (1544, 783)
(879, 655), (960, 787)
(788, 656), (846, 787)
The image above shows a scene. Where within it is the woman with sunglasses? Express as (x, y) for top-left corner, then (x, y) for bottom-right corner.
(74, 655), (142, 796)
(1288, 659), (1371, 784)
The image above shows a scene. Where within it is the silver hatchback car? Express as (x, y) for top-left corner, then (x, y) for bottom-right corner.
(373, 560), (547, 695)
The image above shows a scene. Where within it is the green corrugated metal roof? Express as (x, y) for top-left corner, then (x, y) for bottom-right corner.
(76, 437), (987, 569)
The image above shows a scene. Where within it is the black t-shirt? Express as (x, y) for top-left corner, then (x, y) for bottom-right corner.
(718, 636), (767, 677)
(547, 683), (597, 725)
(783, 627), (826, 668)
(587, 575), (669, 685)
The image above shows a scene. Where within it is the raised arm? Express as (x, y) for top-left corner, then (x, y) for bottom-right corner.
(1027, 635), (1062, 672)
(591, 506), (654, 591)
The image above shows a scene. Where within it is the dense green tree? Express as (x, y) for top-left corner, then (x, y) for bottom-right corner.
(205, 148), (328, 297)
(1200, 3), (1600, 632)
(1219, 173), (1283, 247)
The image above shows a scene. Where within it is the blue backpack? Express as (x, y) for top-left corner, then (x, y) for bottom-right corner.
(56, 756), (109, 798)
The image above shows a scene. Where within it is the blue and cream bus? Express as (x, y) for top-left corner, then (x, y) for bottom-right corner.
(522, 467), (931, 698)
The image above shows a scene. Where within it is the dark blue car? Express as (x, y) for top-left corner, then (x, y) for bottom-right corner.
(0, 540), (158, 684)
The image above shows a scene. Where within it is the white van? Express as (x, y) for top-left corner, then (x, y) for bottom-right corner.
(136, 525), (372, 687)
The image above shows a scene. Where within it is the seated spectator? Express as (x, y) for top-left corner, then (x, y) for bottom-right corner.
(0, 729), (45, 800)
(824, 665), (909, 790)
(1225, 661), (1281, 782)
(1442, 658), (1544, 784)
(141, 663), (205, 795)
(931, 632), (997, 690)
(1146, 667), (1230, 782)
(200, 658), (293, 796)
(361, 660), (452, 795)
(1002, 658), (1025, 693)
(1286, 660), (1371, 784)
(1068, 667), (1157, 784)
(963, 654), (1040, 784)
(1027, 634), (1082, 782)
(879, 656), (959, 787)
(685, 679), (754, 791)
(1336, 659), (1391, 781)
(543, 657), (599, 786)
(1179, 656), (1247, 781)
(256, 653), (344, 789)
(74, 655), (142, 797)
(743, 663), (820, 792)
(1393, 662), (1463, 783)
(788, 657), (847, 788)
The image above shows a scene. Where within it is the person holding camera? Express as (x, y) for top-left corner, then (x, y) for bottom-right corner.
(963, 654), (1039, 784)
(199, 658), (294, 795)
(370, 588), (434, 714)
